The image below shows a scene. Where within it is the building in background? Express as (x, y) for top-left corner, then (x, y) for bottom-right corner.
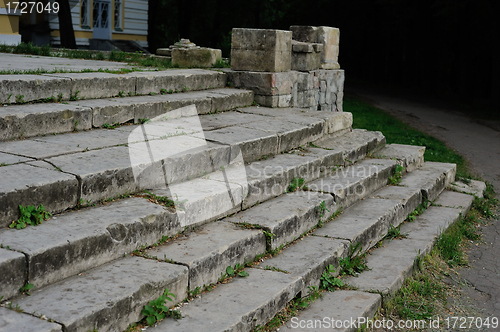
(12, 0), (148, 50)
(0, 0), (22, 45)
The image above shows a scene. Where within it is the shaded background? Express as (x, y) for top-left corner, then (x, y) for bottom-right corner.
(148, 0), (499, 118)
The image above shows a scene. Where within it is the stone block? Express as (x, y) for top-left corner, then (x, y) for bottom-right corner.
(156, 48), (171, 56)
(172, 47), (222, 68)
(318, 26), (340, 69)
(231, 28), (292, 72)
(0, 162), (79, 228)
(0, 75), (71, 104)
(0, 248), (26, 300)
(46, 72), (137, 100)
(292, 51), (321, 72)
(0, 307), (62, 332)
(290, 25), (319, 43)
(226, 70), (293, 96)
(254, 94), (293, 108)
(0, 103), (92, 140)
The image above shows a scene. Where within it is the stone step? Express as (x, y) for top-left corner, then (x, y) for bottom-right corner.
(344, 190), (474, 297)
(0, 69), (226, 105)
(0, 108), (354, 227)
(400, 161), (456, 201)
(0, 130), (378, 297)
(149, 268), (303, 332)
(225, 158), (397, 251)
(0, 307), (63, 332)
(374, 143), (425, 172)
(0, 198), (179, 291)
(279, 291), (381, 332)
(0, 88), (253, 141)
(313, 161), (453, 253)
(9, 256), (188, 332)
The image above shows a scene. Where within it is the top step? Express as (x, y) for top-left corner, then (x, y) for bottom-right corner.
(0, 69), (227, 105)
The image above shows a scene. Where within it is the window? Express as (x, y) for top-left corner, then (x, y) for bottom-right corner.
(81, 0), (90, 28)
(114, 0), (123, 30)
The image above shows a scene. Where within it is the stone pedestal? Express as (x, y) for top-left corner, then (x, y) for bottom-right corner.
(231, 28), (292, 72)
(172, 48), (222, 68)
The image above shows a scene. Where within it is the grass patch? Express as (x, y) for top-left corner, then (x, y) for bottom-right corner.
(345, 96), (469, 178)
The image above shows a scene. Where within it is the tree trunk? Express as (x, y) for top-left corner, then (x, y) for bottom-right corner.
(57, 0), (77, 49)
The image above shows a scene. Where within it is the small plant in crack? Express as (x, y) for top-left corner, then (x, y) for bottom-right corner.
(320, 264), (345, 291)
(69, 90), (80, 101)
(142, 288), (181, 326)
(388, 164), (405, 185)
(385, 224), (409, 240)
(19, 283), (34, 295)
(263, 265), (289, 273)
(287, 177), (305, 192)
(339, 242), (369, 277)
(220, 263), (249, 281)
(9, 205), (52, 229)
(316, 200), (330, 228)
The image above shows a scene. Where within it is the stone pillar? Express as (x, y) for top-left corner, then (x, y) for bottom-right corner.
(231, 28), (292, 72)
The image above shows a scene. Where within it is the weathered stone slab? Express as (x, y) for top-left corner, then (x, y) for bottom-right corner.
(0, 198), (180, 289)
(150, 176), (244, 228)
(43, 146), (140, 204)
(0, 162), (78, 228)
(346, 206), (462, 297)
(0, 307), (62, 332)
(450, 179), (486, 198)
(313, 129), (385, 164)
(241, 118), (324, 153)
(14, 257), (188, 332)
(199, 111), (265, 131)
(0, 152), (33, 166)
(0, 103), (92, 140)
(132, 69), (226, 95)
(254, 94), (293, 107)
(204, 126), (279, 163)
(206, 88), (254, 113)
(148, 222), (266, 289)
(172, 47), (222, 68)
(76, 98), (135, 127)
(290, 26), (319, 43)
(238, 153), (322, 209)
(400, 162), (456, 202)
(433, 190), (474, 214)
(226, 71), (294, 96)
(369, 185), (423, 223)
(0, 139), (83, 159)
(227, 191), (336, 251)
(375, 143), (425, 172)
(256, 236), (348, 293)
(47, 72), (136, 100)
(231, 28), (292, 72)
(0, 74), (71, 104)
(280, 291), (381, 332)
(128, 138), (232, 185)
(403, 206), (462, 244)
(0, 248), (26, 300)
(307, 159), (396, 208)
(150, 268), (302, 332)
(314, 198), (401, 252)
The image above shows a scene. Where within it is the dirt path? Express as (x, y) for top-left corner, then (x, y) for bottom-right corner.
(349, 88), (500, 327)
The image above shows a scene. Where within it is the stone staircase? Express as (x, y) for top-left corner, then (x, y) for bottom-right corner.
(0, 69), (485, 332)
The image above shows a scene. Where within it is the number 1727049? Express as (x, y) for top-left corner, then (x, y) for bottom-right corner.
(6, 2), (60, 14)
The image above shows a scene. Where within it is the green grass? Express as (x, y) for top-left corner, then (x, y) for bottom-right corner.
(345, 96), (468, 178)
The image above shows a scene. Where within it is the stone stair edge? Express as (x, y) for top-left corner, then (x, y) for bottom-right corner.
(0, 88), (255, 141)
(0, 150), (454, 332)
(0, 112), (361, 228)
(146, 160), (458, 332)
(0, 69), (228, 105)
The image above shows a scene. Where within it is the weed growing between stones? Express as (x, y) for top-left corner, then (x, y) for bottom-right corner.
(254, 286), (323, 332)
(385, 224), (409, 241)
(9, 205), (52, 229)
(320, 264), (345, 291)
(287, 177), (305, 192)
(142, 288), (181, 326)
(19, 283), (34, 295)
(387, 164), (404, 185)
